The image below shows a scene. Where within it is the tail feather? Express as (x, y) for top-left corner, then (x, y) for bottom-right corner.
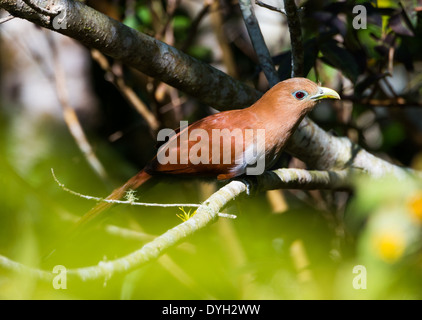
(43, 170), (152, 262)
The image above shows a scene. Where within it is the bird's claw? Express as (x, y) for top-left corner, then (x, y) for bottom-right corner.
(239, 177), (255, 196)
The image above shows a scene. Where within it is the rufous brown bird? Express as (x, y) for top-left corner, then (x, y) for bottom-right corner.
(75, 77), (340, 229)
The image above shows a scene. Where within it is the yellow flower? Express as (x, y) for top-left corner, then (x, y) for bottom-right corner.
(407, 191), (422, 224)
(372, 229), (406, 263)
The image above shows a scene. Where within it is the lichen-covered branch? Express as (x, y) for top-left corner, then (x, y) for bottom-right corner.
(0, 168), (355, 281)
(0, 180), (245, 281)
(0, 255), (55, 281)
(286, 118), (415, 178)
(256, 167), (353, 191)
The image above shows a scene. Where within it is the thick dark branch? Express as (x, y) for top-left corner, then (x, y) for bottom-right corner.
(1, 0), (261, 109)
(0, 0), (415, 179)
(21, 0), (60, 15)
(283, 0), (304, 77)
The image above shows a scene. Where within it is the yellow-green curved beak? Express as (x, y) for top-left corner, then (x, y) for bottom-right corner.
(311, 87), (340, 101)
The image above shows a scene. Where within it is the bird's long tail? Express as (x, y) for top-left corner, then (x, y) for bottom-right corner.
(43, 170), (152, 262)
(73, 169), (152, 232)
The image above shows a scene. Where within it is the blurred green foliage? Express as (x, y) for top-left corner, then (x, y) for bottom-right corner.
(1, 0), (422, 300)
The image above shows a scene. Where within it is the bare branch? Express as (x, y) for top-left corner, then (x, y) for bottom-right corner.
(1, 167), (356, 281)
(239, 0), (279, 87)
(22, 0), (60, 16)
(256, 168), (354, 191)
(90, 49), (160, 132)
(0, 1), (416, 187)
(255, 0), (286, 15)
(46, 33), (109, 182)
(0, 0), (261, 109)
(0, 13), (14, 24)
(181, 0), (211, 51)
(342, 95), (422, 107)
(283, 0), (304, 77)
(51, 168), (201, 208)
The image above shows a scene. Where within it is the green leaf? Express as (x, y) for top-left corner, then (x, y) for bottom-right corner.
(137, 6), (152, 26)
(382, 122), (406, 150)
(123, 15), (139, 30)
(187, 45), (213, 63)
(173, 15), (191, 31)
(355, 21), (383, 59)
(377, 0), (401, 8)
(400, 0), (419, 28)
(173, 15), (192, 43)
(319, 40), (361, 82)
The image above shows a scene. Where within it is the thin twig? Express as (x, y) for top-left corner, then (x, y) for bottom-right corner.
(181, 0), (212, 52)
(255, 0), (286, 14)
(22, 0), (60, 16)
(209, 0), (238, 78)
(342, 95), (422, 107)
(51, 168), (201, 208)
(1, 167), (358, 281)
(1, 0), (416, 196)
(239, 0), (279, 87)
(217, 213), (237, 219)
(0, 13), (15, 24)
(91, 49), (160, 132)
(283, 0), (304, 77)
(0, 180), (247, 281)
(158, 0), (181, 42)
(46, 33), (109, 182)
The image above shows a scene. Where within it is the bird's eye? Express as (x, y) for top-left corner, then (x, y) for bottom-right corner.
(293, 90), (308, 100)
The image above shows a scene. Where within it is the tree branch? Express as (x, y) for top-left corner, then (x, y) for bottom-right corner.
(21, 0), (60, 16)
(0, 0), (261, 109)
(46, 33), (109, 183)
(51, 168), (201, 208)
(255, 0), (286, 15)
(239, 0), (279, 87)
(0, 1), (417, 184)
(0, 13), (14, 24)
(90, 49), (160, 132)
(1, 167), (355, 281)
(283, 0), (304, 77)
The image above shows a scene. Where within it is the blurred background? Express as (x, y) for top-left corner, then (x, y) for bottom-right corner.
(0, 0), (422, 299)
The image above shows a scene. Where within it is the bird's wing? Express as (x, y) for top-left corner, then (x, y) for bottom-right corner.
(145, 109), (264, 179)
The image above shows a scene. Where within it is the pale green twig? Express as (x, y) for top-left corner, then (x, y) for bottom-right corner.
(3, 167), (357, 281)
(51, 168), (201, 208)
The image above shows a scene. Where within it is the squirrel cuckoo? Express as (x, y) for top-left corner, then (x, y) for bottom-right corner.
(75, 77), (340, 229)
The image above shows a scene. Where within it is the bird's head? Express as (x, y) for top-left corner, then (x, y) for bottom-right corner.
(261, 77), (340, 115)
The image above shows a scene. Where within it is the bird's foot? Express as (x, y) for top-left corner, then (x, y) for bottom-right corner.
(238, 177), (256, 196)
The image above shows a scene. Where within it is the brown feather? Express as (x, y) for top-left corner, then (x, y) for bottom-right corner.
(73, 77), (339, 230)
